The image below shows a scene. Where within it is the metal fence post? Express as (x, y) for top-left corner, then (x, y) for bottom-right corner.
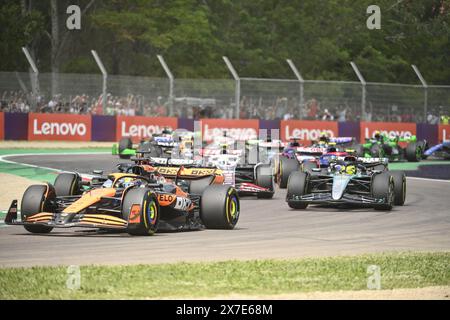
(286, 59), (305, 119)
(223, 56), (240, 119)
(411, 65), (428, 122)
(350, 62), (367, 121)
(22, 47), (40, 111)
(91, 50), (107, 115)
(157, 55), (174, 116)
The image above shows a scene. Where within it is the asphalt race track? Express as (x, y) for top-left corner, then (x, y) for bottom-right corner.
(0, 154), (449, 267)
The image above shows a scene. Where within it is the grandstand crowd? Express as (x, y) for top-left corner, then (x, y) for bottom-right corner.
(1, 90), (449, 124)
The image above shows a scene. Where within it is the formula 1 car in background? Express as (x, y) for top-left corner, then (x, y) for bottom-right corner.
(423, 141), (450, 160)
(277, 137), (356, 188)
(286, 155), (406, 211)
(5, 166), (240, 235)
(204, 153), (275, 199)
(129, 149), (275, 199)
(112, 128), (195, 159)
(355, 131), (427, 162)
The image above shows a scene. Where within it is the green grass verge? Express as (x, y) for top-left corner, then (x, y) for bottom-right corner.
(0, 160), (57, 183)
(0, 148), (111, 182)
(389, 160), (450, 171)
(0, 252), (448, 299)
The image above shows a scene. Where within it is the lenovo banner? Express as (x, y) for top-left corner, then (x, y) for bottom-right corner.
(116, 116), (178, 142)
(280, 120), (338, 143)
(28, 113), (91, 141)
(200, 119), (259, 142)
(360, 122), (417, 142)
(439, 125), (450, 142)
(0, 112), (4, 140)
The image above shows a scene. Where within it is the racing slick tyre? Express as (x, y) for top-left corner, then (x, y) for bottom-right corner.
(189, 176), (214, 196)
(279, 157), (300, 189)
(21, 184), (55, 234)
(200, 185), (239, 229)
(255, 164), (274, 199)
(118, 138), (133, 159)
(406, 142), (422, 162)
(54, 172), (81, 197)
(122, 188), (159, 236)
(301, 161), (318, 174)
(139, 141), (165, 158)
(390, 171), (406, 206)
(370, 143), (383, 158)
(286, 171), (309, 209)
(371, 172), (394, 211)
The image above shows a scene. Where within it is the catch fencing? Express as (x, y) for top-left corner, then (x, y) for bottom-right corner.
(0, 71), (448, 122)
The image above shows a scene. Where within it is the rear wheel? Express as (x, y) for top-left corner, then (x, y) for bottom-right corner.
(54, 172), (81, 196)
(278, 157), (300, 189)
(255, 164), (274, 199)
(200, 185), (239, 229)
(372, 173), (394, 211)
(118, 138), (133, 159)
(286, 171), (309, 209)
(122, 188), (159, 236)
(405, 142), (421, 162)
(390, 171), (406, 205)
(21, 184), (55, 233)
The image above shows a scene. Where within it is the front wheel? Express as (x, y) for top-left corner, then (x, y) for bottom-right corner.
(405, 142), (422, 162)
(390, 171), (406, 205)
(286, 171), (309, 209)
(122, 188), (159, 236)
(372, 173), (394, 211)
(278, 157), (300, 189)
(200, 185), (239, 229)
(21, 184), (55, 234)
(54, 172), (81, 196)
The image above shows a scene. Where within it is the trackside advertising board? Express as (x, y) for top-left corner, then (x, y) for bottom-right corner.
(28, 113), (91, 141)
(0, 112), (4, 140)
(116, 116), (178, 142)
(360, 122), (417, 142)
(280, 120), (338, 143)
(439, 125), (450, 142)
(200, 119), (259, 142)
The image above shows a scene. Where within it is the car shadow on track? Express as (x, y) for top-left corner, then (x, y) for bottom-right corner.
(9, 226), (249, 238)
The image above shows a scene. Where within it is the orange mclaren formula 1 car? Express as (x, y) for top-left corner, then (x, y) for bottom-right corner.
(5, 165), (239, 236)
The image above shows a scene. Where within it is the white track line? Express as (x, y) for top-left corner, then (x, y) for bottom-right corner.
(0, 152), (108, 176)
(406, 176), (450, 183)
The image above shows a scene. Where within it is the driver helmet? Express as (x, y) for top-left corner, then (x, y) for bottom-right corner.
(345, 165), (356, 175)
(118, 177), (140, 189)
(102, 179), (113, 188)
(161, 127), (173, 135)
(290, 138), (300, 147)
(319, 131), (329, 143)
(374, 130), (382, 141)
(220, 144), (228, 154)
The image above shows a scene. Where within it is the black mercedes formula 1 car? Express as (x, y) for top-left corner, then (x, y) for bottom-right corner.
(286, 156), (406, 211)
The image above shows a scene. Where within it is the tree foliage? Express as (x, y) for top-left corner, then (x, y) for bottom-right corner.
(0, 0), (449, 84)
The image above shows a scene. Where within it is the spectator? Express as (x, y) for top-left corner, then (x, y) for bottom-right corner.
(321, 108), (334, 121)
